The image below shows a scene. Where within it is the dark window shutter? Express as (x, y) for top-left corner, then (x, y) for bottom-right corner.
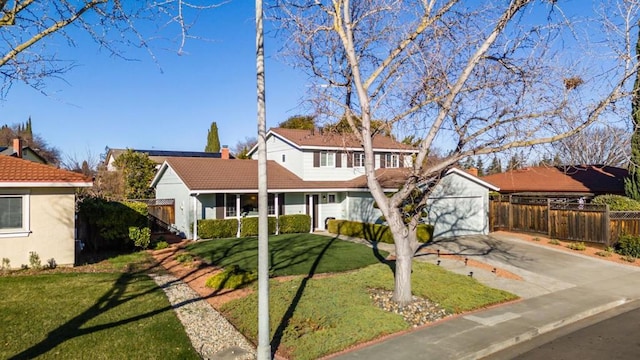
(400, 155), (405, 167)
(336, 152), (342, 168)
(380, 153), (386, 168)
(278, 193), (285, 215)
(215, 194), (224, 219)
(347, 153), (353, 167)
(313, 152), (320, 167)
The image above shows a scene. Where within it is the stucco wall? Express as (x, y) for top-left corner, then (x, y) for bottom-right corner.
(0, 188), (76, 269)
(154, 166), (192, 238)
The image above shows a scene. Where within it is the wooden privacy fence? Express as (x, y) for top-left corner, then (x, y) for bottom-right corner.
(490, 196), (640, 245)
(130, 199), (175, 233)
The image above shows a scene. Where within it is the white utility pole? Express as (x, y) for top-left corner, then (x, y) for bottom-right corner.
(255, 0), (271, 359)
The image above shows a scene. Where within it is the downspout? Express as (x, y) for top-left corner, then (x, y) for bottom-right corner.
(236, 194), (241, 238)
(275, 193), (280, 235)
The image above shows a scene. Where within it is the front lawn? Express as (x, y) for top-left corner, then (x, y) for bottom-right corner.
(0, 271), (199, 359)
(186, 233), (388, 276)
(221, 261), (517, 360)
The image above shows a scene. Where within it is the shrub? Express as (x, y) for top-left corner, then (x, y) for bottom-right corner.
(46, 258), (57, 269)
(548, 239), (561, 245)
(29, 251), (42, 270)
(154, 241), (169, 250)
(566, 242), (586, 251)
(327, 219), (433, 244)
(129, 227), (151, 249)
(595, 251), (612, 257)
(591, 195), (640, 211)
(197, 219), (238, 239)
(240, 216), (277, 237)
(205, 265), (257, 290)
(175, 253), (194, 264)
(621, 255), (636, 263)
(77, 197), (148, 251)
(1, 257), (10, 270)
(616, 234), (640, 258)
(279, 214), (311, 234)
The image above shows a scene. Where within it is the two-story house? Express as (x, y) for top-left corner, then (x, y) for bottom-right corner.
(151, 127), (497, 239)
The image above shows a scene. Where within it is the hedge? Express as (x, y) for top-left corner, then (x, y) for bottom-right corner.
(197, 219), (238, 239)
(77, 197), (148, 251)
(278, 214), (311, 234)
(240, 216), (277, 237)
(591, 195), (640, 211)
(327, 219), (433, 244)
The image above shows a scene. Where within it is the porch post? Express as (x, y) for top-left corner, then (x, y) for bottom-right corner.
(275, 193), (280, 235)
(309, 194), (314, 233)
(236, 194), (241, 238)
(192, 194), (198, 240)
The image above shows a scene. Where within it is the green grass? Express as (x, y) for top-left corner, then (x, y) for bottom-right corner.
(222, 261), (517, 360)
(0, 272), (199, 359)
(186, 233), (388, 276)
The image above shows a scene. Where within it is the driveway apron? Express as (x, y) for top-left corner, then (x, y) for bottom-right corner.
(330, 233), (640, 360)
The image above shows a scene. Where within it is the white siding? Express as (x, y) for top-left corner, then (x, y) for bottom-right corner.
(302, 150), (368, 181)
(283, 193), (306, 215)
(252, 135), (306, 178)
(424, 172), (491, 238)
(345, 192), (383, 223)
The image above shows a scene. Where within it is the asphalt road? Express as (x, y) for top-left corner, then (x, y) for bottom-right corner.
(484, 300), (640, 360)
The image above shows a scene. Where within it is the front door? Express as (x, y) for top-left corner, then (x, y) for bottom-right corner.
(306, 194), (320, 231)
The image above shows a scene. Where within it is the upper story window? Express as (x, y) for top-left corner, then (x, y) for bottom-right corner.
(320, 151), (335, 167)
(385, 154), (399, 168)
(0, 193), (30, 237)
(353, 153), (365, 167)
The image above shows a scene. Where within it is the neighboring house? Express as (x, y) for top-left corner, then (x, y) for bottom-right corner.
(0, 156), (92, 269)
(481, 165), (628, 200)
(151, 128), (498, 239)
(104, 146), (233, 171)
(0, 138), (48, 164)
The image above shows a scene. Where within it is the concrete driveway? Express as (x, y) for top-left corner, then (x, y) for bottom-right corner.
(331, 232), (640, 360)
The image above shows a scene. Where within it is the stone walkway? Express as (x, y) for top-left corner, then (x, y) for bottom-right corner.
(149, 274), (256, 360)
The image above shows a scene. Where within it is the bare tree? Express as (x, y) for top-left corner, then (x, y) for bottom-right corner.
(552, 126), (631, 167)
(274, 0), (640, 304)
(0, 0), (223, 97)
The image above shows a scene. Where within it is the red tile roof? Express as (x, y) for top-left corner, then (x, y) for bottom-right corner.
(0, 155), (93, 186)
(270, 128), (416, 151)
(480, 165), (627, 195)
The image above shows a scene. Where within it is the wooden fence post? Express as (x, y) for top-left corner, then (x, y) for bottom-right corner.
(547, 198), (552, 238)
(604, 204), (611, 247)
(508, 194), (513, 231)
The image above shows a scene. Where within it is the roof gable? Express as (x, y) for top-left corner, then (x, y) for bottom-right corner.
(248, 128), (417, 155)
(0, 155), (92, 187)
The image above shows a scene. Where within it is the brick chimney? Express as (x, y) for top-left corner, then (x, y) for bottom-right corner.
(12, 138), (23, 158)
(221, 145), (229, 159)
(467, 167), (478, 177)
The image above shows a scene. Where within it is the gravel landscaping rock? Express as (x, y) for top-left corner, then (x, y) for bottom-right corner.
(150, 274), (256, 360)
(368, 288), (450, 327)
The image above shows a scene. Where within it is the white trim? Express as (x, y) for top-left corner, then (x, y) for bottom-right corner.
(446, 168), (500, 191)
(0, 191), (30, 236)
(0, 182), (92, 188)
(192, 194), (198, 240)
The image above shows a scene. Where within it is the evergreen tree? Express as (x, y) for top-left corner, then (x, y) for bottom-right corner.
(487, 156), (502, 174)
(204, 122), (221, 153)
(475, 158), (485, 177)
(278, 115), (316, 130)
(626, 29), (640, 200)
(507, 154), (522, 170)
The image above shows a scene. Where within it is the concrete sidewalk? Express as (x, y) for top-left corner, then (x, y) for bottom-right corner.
(328, 232), (640, 360)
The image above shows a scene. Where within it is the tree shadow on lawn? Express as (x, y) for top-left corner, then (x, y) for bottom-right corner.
(7, 262), (219, 360)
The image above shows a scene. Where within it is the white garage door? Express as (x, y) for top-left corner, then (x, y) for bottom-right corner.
(426, 196), (486, 238)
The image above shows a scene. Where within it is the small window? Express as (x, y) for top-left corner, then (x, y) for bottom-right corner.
(320, 151), (335, 167)
(0, 193), (29, 237)
(353, 153), (365, 167)
(282, 154), (286, 163)
(385, 154), (399, 168)
(327, 193), (337, 203)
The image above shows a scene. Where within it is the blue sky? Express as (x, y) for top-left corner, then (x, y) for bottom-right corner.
(0, 2), (308, 162)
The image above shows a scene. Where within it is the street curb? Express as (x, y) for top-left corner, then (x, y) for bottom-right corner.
(460, 298), (630, 360)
